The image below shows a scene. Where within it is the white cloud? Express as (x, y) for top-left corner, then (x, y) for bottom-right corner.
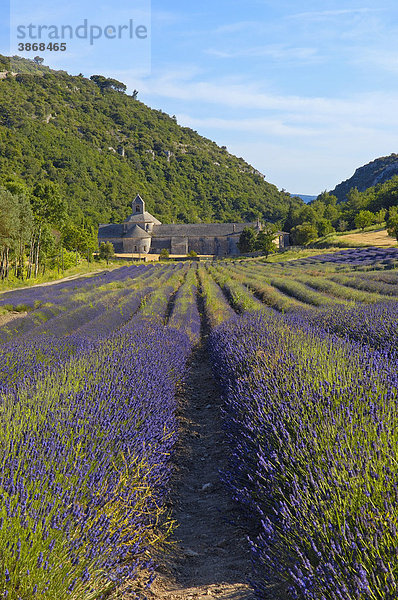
(129, 71), (398, 128)
(175, 114), (319, 137)
(213, 21), (262, 34)
(151, 10), (187, 26)
(287, 8), (381, 21)
(205, 44), (320, 62)
(351, 46), (398, 73)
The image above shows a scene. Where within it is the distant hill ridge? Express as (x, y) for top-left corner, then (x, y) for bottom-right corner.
(0, 54), (300, 228)
(331, 154), (398, 202)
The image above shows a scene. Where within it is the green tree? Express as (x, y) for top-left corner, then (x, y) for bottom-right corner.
(290, 223), (318, 245)
(238, 227), (257, 253)
(29, 182), (67, 276)
(375, 208), (387, 224)
(344, 187), (366, 226)
(387, 207), (398, 241)
(62, 223), (96, 255)
(337, 219), (348, 232)
(159, 248), (170, 260)
(31, 182), (66, 227)
(283, 203), (299, 232)
(255, 227), (277, 258)
(0, 188), (19, 279)
(15, 194), (33, 278)
(317, 218), (335, 237)
(39, 224), (57, 273)
(324, 203), (340, 224)
(297, 205), (317, 225)
(99, 241), (115, 264)
(90, 75), (126, 93)
(355, 210), (375, 230)
(317, 191), (338, 206)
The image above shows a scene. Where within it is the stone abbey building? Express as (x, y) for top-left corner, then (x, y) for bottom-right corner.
(98, 195), (289, 256)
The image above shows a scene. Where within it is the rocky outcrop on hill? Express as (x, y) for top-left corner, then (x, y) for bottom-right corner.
(331, 154), (398, 202)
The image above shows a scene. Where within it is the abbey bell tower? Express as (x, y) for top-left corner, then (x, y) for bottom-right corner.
(132, 194), (145, 215)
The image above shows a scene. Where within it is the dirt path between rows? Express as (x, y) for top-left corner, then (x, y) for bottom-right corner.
(146, 341), (255, 600)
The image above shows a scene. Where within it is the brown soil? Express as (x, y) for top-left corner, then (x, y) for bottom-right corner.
(145, 341), (255, 600)
(0, 311), (27, 327)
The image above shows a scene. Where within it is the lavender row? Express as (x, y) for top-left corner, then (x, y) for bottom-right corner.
(296, 300), (398, 356)
(168, 265), (201, 342)
(0, 319), (191, 599)
(210, 311), (398, 599)
(330, 273), (398, 297)
(0, 264), (172, 345)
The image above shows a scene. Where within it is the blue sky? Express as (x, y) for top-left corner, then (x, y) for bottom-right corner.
(2, 0), (398, 194)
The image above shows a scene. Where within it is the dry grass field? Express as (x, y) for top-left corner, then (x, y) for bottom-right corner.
(337, 228), (397, 247)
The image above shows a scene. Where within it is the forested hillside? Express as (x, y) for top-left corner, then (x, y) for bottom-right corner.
(0, 55), (298, 227)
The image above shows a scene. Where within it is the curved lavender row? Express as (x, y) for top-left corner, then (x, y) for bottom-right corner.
(210, 312), (398, 599)
(294, 301), (398, 356)
(208, 264), (267, 314)
(73, 290), (148, 340)
(0, 304), (63, 343)
(28, 266), (172, 340)
(0, 265), (153, 344)
(197, 265), (236, 328)
(0, 320), (191, 598)
(29, 286), (145, 340)
(0, 264), (150, 309)
(330, 273), (398, 297)
(290, 247), (398, 266)
(0, 291), (147, 397)
(0, 289), (124, 344)
(0, 266), (180, 404)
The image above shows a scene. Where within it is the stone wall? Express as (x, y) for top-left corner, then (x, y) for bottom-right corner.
(123, 237), (151, 253)
(171, 237), (188, 254)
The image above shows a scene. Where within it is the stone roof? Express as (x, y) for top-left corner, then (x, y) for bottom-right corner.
(151, 223), (256, 238)
(124, 211), (161, 225)
(98, 224), (124, 238)
(124, 224), (151, 239)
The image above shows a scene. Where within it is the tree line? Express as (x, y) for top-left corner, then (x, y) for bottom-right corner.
(0, 181), (97, 281)
(284, 177), (398, 244)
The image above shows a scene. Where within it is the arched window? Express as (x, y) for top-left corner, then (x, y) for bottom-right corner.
(134, 246), (137, 252)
